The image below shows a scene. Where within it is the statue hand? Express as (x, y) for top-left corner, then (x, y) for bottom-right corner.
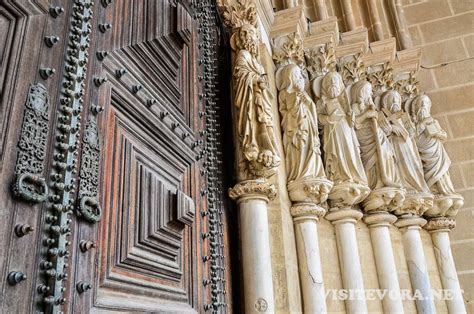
(365, 110), (378, 119)
(392, 125), (403, 137)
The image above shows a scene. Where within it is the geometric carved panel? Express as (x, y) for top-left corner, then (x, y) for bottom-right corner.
(96, 98), (196, 312)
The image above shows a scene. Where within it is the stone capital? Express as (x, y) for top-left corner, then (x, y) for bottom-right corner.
(287, 176), (332, 205)
(424, 217), (456, 233)
(327, 182), (370, 209)
(290, 203), (326, 222)
(325, 208), (364, 224)
(364, 211), (397, 227)
(393, 193), (433, 217)
(217, 0), (257, 30)
(228, 179), (277, 203)
(424, 194), (464, 218)
(394, 215), (427, 230)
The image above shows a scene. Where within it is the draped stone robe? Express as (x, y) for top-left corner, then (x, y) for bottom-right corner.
(416, 117), (455, 195)
(317, 96), (368, 186)
(383, 111), (430, 195)
(354, 111), (399, 189)
(279, 90), (325, 182)
(233, 49), (279, 175)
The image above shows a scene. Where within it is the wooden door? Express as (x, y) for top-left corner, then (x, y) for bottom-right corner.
(0, 0), (236, 313)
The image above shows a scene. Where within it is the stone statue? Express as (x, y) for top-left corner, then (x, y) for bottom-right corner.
(313, 71), (369, 207)
(351, 81), (404, 211)
(232, 24), (280, 178)
(407, 94), (463, 216)
(352, 80), (400, 189)
(277, 64), (331, 204)
(380, 90), (432, 215)
(315, 72), (367, 186)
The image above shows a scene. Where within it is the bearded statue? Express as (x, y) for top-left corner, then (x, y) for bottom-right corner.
(380, 90), (433, 215)
(349, 81), (406, 211)
(407, 95), (463, 216)
(313, 71), (369, 207)
(352, 80), (401, 190)
(232, 24), (280, 178)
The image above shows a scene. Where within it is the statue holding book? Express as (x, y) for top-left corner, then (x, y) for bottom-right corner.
(407, 94), (463, 216)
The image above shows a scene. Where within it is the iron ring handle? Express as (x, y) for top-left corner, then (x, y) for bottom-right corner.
(15, 173), (48, 203)
(78, 196), (102, 223)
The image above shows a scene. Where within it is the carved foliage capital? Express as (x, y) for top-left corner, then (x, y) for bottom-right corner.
(395, 71), (420, 102)
(367, 62), (394, 96)
(228, 179), (277, 202)
(339, 53), (366, 86)
(217, 0), (257, 30)
(291, 203), (326, 219)
(272, 32), (305, 69)
(424, 217), (456, 232)
(305, 41), (337, 80)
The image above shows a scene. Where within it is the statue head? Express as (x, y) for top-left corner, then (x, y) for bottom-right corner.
(322, 71), (344, 99)
(412, 94), (432, 121)
(279, 64), (305, 93)
(382, 90), (402, 113)
(236, 24), (259, 55)
(351, 80), (374, 111)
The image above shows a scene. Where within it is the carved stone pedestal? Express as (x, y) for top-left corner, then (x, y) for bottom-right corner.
(326, 208), (368, 313)
(291, 203), (327, 313)
(425, 217), (466, 314)
(364, 212), (404, 313)
(395, 215), (436, 314)
(229, 179), (277, 313)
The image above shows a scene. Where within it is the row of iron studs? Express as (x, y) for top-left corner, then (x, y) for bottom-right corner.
(194, 1), (228, 313)
(38, 1), (94, 313)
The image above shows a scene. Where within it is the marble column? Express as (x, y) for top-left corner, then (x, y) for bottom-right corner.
(364, 212), (404, 313)
(291, 203), (327, 313)
(395, 215), (436, 313)
(326, 208), (368, 313)
(425, 217), (466, 314)
(229, 179), (277, 313)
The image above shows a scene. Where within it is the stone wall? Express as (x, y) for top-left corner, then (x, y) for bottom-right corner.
(403, 0), (474, 311)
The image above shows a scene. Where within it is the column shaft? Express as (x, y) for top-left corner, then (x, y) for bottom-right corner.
(431, 230), (466, 313)
(397, 218), (436, 313)
(240, 198), (275, 313)
(294, 217), (326, 313)
(312, 0), (329, 20)
(366, 213), (404, 313)
(340, 0), (357, 31)
(327, 209), (368, 313)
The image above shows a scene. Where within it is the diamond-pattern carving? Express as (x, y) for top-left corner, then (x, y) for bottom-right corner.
(97, 97), (196, 310)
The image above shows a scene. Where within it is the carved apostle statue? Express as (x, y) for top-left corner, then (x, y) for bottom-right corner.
(380, 90), (431, 197)
(407, 95), (463, 215)
(278, 64), (325, 182)
(351, 80), (401, 190)
(315, 71), (368, 187)
(232, 24), (280, 178)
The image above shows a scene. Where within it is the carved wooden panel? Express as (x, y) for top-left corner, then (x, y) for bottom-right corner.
(94, 92), (198, 312)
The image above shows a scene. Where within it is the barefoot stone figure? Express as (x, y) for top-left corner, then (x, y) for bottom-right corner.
(233, 24), (280, 178)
